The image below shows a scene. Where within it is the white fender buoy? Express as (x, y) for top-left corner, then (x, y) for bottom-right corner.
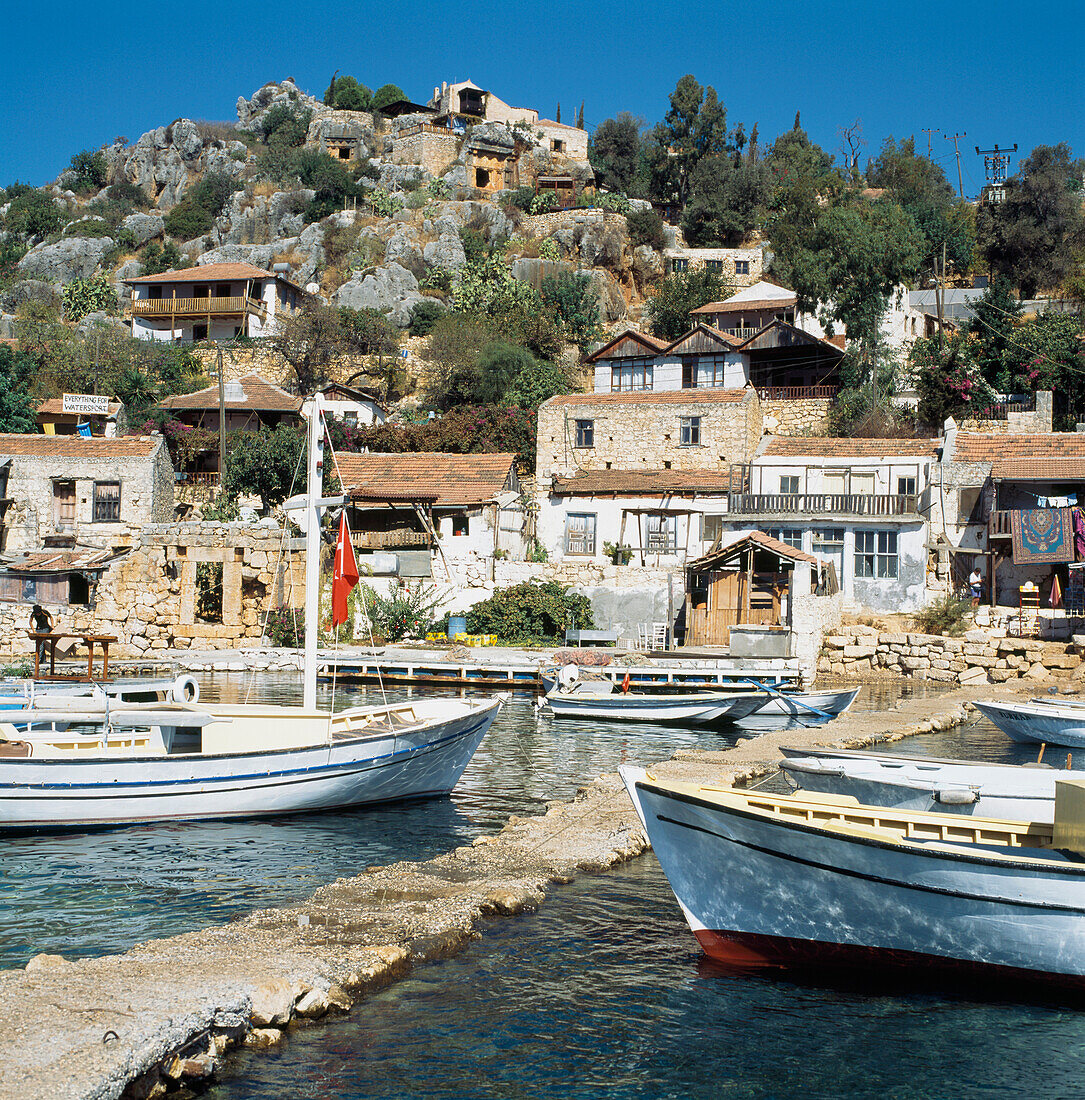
(172, 674), (200, 704)
(557, 664), (580, 689)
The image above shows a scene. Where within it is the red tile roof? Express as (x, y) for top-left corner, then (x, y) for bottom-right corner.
(0, 434), (160, 458)
(552, 470), (735, 495)
(124, 263), (285, 285)
(158, 373), (302, 414)
(761, 436), (939, 458)
(953, 433), (1085, 479)
(545, 388), (749, 408)
(336, 452), (517, 507)
(691, 530), (818, 568)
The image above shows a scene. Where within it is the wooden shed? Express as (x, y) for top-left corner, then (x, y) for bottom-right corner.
(684, 531), (819, 646)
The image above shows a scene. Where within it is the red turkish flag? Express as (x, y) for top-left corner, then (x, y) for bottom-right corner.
(332, 512), (359, 627)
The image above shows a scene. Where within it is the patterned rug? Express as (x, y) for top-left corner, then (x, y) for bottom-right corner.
(1010, 507), (1075, 564)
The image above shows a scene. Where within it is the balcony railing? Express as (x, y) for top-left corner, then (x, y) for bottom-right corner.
(989, 510), (1013, 537)
(132, 296), (267, 319)
(728, 492), (919, 517)
(176, 471), (221, 487)
(721, 327), (762, 340)
(967, 396), (1037, 421)
(354, 529), (429, 549)
(756, 385), (840, 401)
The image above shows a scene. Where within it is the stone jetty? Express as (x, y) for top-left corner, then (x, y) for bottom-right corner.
(0, 682), (1045, 1099)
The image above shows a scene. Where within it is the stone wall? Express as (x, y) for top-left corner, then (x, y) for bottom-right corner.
(820, 624), (1082, 685)
(391, 129), (461, 175)
(520, 209), (626, 239)
(960, 390), (1053, 435)
(760, 397), (832, 437)
(0, 523), (306, 659)
(536, 390), (763, 480)
(190, 343), (295, 388)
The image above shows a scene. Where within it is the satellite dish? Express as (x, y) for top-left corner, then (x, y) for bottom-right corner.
(306, 282), (320, 294)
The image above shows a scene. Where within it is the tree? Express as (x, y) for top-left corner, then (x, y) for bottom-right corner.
(911, 334), (993, 430)
(962, 277), (1021, 391)
(1009, 312), (1085, 430)
(223, 425), (305, 510)
(682, 153), (771, 246)
(408, 299), (446, 337)
(646, 267), (732, 341)
(271, 302), (386, 394)
(370, 84), (407, 113)
(977, 143), (1085, 299)
(0, 346), (40, 432)
(259, 103), (311, 147)
(539, 271), (601, 351)
(324, 75), (371, 112)
(589, 113), (645, 196)
(423, 313), (498, 408)
(337, 307), (399, 355)
(474, 342), (540, 404)
(646, 75), (733, 208)
(141, 240), (182, 275)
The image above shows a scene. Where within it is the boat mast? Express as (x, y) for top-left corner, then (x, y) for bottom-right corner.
(303, 393), (323, 711)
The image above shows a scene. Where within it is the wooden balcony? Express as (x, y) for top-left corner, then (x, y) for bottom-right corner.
(728, 492), (919, 517)
(132, 296), (267, 320)
(354, 529), (430, 549)
(989, 510), (1013, 538)
(756, 385), (840, 401)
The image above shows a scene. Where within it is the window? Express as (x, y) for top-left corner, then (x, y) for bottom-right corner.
(344, 411), (358, 425)
(610, 360), (653, 392)
(452, 514), (469, 536)
(574, 419), (594, 448)
(682, 355), (729, 389)
(551, 139), (565, 153)
(735, 260), (750, 275)
(823, 470), (847, 496)
(192, 285), (210, 299)
(645, 514), (677, 552)
(564, 513), (596, 555)
(702, 514), (725, 545)
(670, 259), (688, 273)
(897, 476), (917, 497)
(192, 324), (208, 342)
(855, 530), (898, 579)
(767, 528), (803, 551)
(958, 487), (983, 524)
(148, 285), (162, 301)
(705, 259), (723, 272)
(780, 475), (800, 495)
(215, 283), (231, 298)
(92, 481), (120, 523)
(680, 416), (701, 446)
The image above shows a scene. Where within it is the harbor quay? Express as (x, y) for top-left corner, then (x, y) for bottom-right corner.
(0, 680), (1043, 1100)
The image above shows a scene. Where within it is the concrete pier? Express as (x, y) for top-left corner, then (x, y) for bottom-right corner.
(0, 683), (1041, 1099)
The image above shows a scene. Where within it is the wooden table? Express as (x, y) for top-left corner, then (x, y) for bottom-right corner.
(27, 632), (118, 681)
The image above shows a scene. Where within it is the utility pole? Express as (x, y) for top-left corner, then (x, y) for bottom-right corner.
(975, 142), (1017, 203)
(216, 344), (226, 487)
(922, 128), (938, 160)
(946, 132), (966, 198)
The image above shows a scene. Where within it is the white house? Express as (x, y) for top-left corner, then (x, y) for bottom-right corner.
(126, 263), (306, 345)
(302, 383), (387, 429)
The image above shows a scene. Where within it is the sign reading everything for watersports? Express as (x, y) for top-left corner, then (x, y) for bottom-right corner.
(62, 394), (110, 415)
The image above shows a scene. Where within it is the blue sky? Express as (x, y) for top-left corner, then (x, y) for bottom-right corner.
(4, 0), (1083, 196)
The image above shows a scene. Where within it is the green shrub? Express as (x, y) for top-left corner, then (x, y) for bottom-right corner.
(106, 178), (150, 209)
(266, 608), (304, 647)
(428, 178), (451, 200)
(538, 237), (560, 261)
(458, 226), (488, 264)
(365, 189), (403, 218)
(63, 218), (112, 238)
(141, 240), (182, 275)
(259, 103), (311, 147)
(61, 274), (118, 321)
(505, 186), (535, 212)
(324, 75), (372, 112)
(626, 208), (664, 250)
(356, 581), (440, 641)
(910, 593), (971, 637)
(164, 202), (212, 239)
(406, 191), (428, 209)
(5, 189), (63, 240)
(164, 170), (240, 239)
(529, 191), (557, 215)
(399, 173), (423, 193)
(594, 191), (631, 214)
(67, 149), (110, 194)
(466, 581), (593, 643)
(603, 541), (632, 564)
(408, 299), (446, 336)
(419, 268), (453, 296)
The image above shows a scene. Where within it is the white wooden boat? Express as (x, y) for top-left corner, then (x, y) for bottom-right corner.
(620, 765), (1085, 987)
(778, 746), (1064, 822)
(0, 396), (501, 830)
(974, 699), (1085, 749)
(543, 681), (766, 724)
(728, 687), (860, 729)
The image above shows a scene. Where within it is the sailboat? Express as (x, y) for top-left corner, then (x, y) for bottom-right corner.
(0, 396), (503, 829)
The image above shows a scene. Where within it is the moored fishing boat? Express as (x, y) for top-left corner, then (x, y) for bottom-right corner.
(973, 699), (1085, 749)
(0, 395), (502, 830)
(620, 765), (1085, 985)
(543, 681), (766, 723)
(779, 745), (1065, 822)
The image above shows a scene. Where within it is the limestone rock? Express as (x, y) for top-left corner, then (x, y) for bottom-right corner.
(294, 988), (330, 1019)
(1024, 662), (1051, 681)
(632, 243), (664, 282)
(25, 953), (67, 972)
(121, 213), (165, 245)
(0, 278), (60, 313)
(422, 231), (466, 271)
(957, 666), (988, 685)
(332, 261), (423, 326)
(237, 79), (323, 133)
(384, 229), (422, 268)
(244, 1027), (283, 1048)
(249, 978), (296, 1027)
(17, 236), (114, 282)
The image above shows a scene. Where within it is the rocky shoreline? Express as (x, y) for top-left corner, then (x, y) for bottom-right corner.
(0, 683), (1032, 1099)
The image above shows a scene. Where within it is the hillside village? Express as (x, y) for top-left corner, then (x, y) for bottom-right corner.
(0, 72), (1084, 681)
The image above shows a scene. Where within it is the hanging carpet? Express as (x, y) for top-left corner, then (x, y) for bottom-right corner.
(1010, 507), (1075, 565)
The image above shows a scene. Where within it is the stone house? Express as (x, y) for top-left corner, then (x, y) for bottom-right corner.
(664, 244), (763, 286)
(428, 80), (539, 128)
(0, 434), (175, 553)
(37, 396), (127, 438)
(126, 263), (306, 345)
(935, 425), (1085, 607)
(158, 373), (303, 477)
(301, 383), (386, 429)
(334, 452), (529, 585)
(535, 388), (763, 565)
(707, 435), (940, 613)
